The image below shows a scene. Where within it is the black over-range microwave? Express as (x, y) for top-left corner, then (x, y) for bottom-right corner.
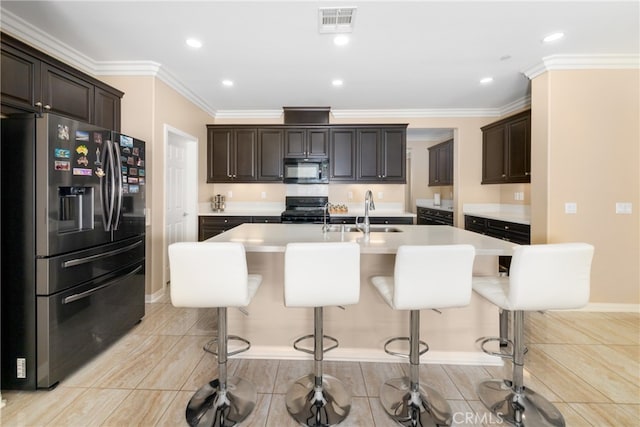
(283, 158), (329, 184)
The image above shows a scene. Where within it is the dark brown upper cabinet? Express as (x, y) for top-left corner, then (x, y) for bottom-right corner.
(284, 127), (329, 158)
(481, 110), (531, 184)
(329, 128), (356, 181)
(257, 128), (284, 181)
(357, 126), (406, 183)
(428, 139), (453, 186)
(207, 128), (257, 183)
(1, 33), (123, 131)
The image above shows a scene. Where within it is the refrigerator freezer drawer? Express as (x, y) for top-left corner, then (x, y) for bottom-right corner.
(34, 261), (145, 389)
(37, 235), (144, 295)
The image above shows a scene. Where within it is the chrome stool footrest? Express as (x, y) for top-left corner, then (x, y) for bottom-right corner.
(204, 335), (251, 357)
(186, 376), (257, 427)
(293, 334), (339, 355)
(383, 336), (429, 359)
(476, 336), (527, 359)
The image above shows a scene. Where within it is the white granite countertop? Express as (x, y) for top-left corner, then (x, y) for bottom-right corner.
(199, 201), (415, 218)
(463, 204), (531, 225)
(416, 198), (455, 212)
(207, 223), (516, 255)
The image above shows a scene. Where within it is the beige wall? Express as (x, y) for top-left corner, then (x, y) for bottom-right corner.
(531, 69), (640, 304)
(101, 75), (214, 298)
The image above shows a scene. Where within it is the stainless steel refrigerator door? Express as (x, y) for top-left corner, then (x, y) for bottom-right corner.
(112, 133), (146, 242)
(36, 114), (113, 257)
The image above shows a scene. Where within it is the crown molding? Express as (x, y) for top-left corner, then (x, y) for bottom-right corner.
(214, 110), (283, 119)
(524, 54), (640, 79)
(330, 108), (503, 119)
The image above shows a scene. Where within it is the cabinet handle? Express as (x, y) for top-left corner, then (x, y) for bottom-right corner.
(504, 225), (509, 230)
(501, 174), (507, 178)
(525, 172), (530, 176)
(44, 104), (51, 110)
(35, 101), (42, 107)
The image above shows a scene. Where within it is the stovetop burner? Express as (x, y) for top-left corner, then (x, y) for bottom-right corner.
(281, 196), (329, 223)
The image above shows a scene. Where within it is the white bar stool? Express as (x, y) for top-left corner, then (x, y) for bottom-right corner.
(284, 242), (360, 427)
(169, 242), (263, 427)
(371, 244), (475, 427)
(473, 243), (594, 427)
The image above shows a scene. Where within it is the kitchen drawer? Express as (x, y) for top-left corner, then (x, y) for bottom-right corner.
(464, 215), (487, 234)
(370, 217), (414, 225)
(486, 218), (529, 235)
(417, 207), (453, 226)
(198, 216), (251, 241)
(252, 216), (281, 223)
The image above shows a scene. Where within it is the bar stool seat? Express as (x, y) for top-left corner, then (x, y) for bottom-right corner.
(284, 242), (360, 427)
(473, 243), (594, 427)
(169, 242), (262, 427)
(371, 244), (475, 427)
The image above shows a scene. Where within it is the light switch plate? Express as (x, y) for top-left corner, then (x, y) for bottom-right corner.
(565, 202), (577, 214)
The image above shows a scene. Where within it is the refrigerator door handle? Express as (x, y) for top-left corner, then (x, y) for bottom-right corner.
(99, 139), (111, 231)
(62, 265), (143, 304)
(112, 141), (124, 230)
(105, 139), (117, 230)
(62, 240), (143, 268)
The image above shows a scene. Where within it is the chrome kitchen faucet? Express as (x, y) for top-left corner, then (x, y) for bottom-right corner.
(356, 190), (376, 234)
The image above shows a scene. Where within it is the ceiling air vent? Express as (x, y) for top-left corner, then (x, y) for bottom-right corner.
(318, 7), (357, 33)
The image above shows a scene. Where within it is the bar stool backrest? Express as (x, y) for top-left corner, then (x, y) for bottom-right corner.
(393, 245), (475, 310)
(284, 242), (360, 307)
(508, 243), (594, 311)
(168, 242), (251, 307)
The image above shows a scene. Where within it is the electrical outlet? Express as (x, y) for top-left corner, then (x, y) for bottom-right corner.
(565, 202), (577, 214)
(347, 191), (353, 200)
(615, 202), (632, 214)
(378, 192), (383, 199)
(261, 191), (266, 199)
(227, 190), (233, 198)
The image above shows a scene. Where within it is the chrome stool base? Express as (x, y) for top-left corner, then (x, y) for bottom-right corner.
(186, 377), (256, 427)
(285, 373), (352, 426)
(477, 379), (565, 427)
(380, 377), (452, 427)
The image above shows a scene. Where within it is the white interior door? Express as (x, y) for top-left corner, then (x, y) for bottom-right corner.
(165, 126), (197, 287)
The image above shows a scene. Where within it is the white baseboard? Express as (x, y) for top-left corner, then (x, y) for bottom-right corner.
(575, 303), (640, 313)
(145, 288), (165, 303)
(234, 346), (503, 366)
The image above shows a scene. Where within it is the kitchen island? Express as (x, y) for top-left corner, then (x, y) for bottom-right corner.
(206, 223), (515, 365)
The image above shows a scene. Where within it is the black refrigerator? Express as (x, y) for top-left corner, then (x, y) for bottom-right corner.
(1, 113), (146, 389)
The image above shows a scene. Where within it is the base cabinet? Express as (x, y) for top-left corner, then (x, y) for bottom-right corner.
(417, 207), (454, 226)
(464, 215), (530, 272)
(198, 216), (281, 241)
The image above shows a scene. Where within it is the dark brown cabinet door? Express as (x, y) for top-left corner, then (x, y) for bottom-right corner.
(207, 128), (257, 182)
(506, 115), (531, 182)
(381, 127), (405, 182)
(94, 87), (121, 131)
(481, 110), (531, 184)
(284, 128), (328, 158)
(329, 128), (356, 180)
(41, 63), (94, 123)
(357, 128), (381, 180)
(1, 44), (40, 112)
(482, 125), (507, 184)
(428, 139), (453, 186)
(258, 128), (283, 181)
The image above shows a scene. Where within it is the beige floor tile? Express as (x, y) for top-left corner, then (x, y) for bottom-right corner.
(483, 362), (562, 403)
(368, 397), (400, 427)
(537, 343), (640, 404)
(233, 359), (279, 394)
(554, 402), (594, 426)
(95, 335), (180, 389)
(525, 312), (597, 345)
(524, 345), (611, 403)
(156, 307), (204, 336)
(46, 388), (131, 426)
(579, 344), (640, 385)
(457, 400), (497, 426)
(557, 312), (640, 345)
(154, 390), (191, 427)
(419, 364), (465, 400)
(137, 335), (210, 390)
(265, 393), (303, 427)
(132, 303), (175, 335)
(184, 309), (217, 336)
(273, 360), (309, 394)
(360, 362), (405, 397)
(101, 389), (177, 426)
(0, 386), (85, 426)
(181, 356), (241, 392)
(324, 360), (368, 397)
(63, 333), (150, 388)
(240, 393), (271, 427)
(568, 403), (640, 427)
(442, 365), (492, 401)
(340, 396), (375, 426)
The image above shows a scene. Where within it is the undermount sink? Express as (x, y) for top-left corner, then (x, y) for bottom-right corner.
(324, 225), (403, 233)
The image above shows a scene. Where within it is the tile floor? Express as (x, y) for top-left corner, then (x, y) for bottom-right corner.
(1, 292), (638, 426)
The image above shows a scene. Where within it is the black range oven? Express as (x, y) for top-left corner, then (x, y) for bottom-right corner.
(281, 196), (329, 224)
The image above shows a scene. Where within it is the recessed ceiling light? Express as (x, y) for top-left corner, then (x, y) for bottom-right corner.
(186, 38), (202, 49)
(334, 35), (349, 46)
(222, 80), (234, 87)
(480, 77), (494, 84)
(332, 79), (344, 87)
(543, 32), (565, 43)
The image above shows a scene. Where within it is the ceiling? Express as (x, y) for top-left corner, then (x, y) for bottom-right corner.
(1, 1), (638, 119)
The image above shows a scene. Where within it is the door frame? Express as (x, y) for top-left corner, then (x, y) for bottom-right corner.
(163, 124), (198, 292)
